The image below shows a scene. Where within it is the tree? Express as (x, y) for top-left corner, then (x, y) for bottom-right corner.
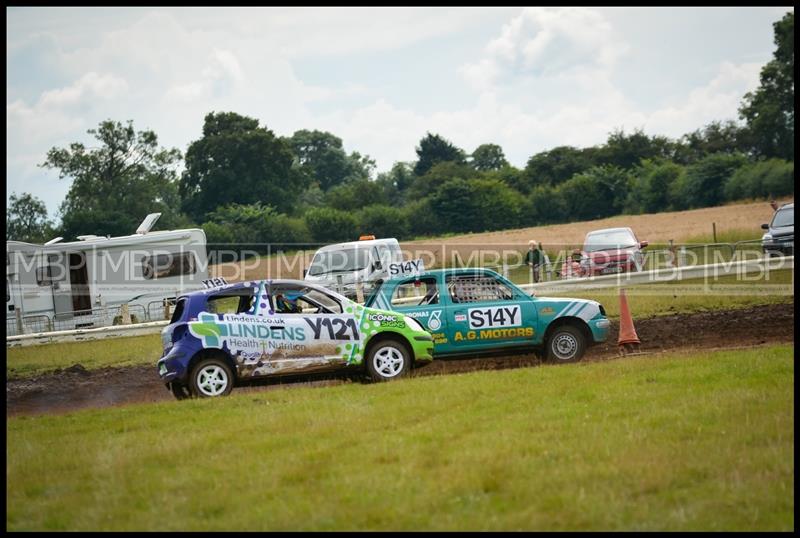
(407, 161), (475, 200)
(285, 129), (374, 191)
(528, 185), (566, 225)
(724, 159), (794, 201)
(676, 120), (747, 164)
(356, 205), (410, 239)
(180, 112), (303, 222)
(326, 178), (388, 211)
(41, 119), (186, 240)
(596, 128), (675, 169)
(739, 12), (794, 160)
(202, 202), (311, 253)
(521, 146), (595, 190)
(470, 143), (509, 171)
(673, 153), (748, 209)
(413, 133), (467, 176)
(6, 192), (55, 243)
(303, 207), (358, 243)
(375, 162), (415, 205)
(556, 166), (631, 221)
(429, 178), (521, 233)
(626, 160), (685, 214)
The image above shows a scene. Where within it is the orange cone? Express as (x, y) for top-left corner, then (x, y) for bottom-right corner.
(617, 288), (641, 353)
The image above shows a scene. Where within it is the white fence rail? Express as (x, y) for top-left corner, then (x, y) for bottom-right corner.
(7, 256), (793, 348)
(519, 255), (794, 294)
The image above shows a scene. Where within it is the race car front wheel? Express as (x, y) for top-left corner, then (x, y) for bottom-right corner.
(366, 338), (410, 382)
(546, 325), (586, 363)
(189, 357), (234, 398)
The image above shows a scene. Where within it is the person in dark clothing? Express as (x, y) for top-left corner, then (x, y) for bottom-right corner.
(524, 240), (543, 283)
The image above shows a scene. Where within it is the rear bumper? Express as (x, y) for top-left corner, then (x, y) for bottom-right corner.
(157, 348), (190, 384)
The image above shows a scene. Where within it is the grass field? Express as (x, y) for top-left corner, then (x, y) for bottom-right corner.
(546, 268), (794, 319)
(6, 269), (793, 379)
(7, 345), (794, 531)
(7, 334), (162, 379)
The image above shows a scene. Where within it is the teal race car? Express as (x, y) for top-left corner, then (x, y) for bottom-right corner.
(364, 268), (610, 363)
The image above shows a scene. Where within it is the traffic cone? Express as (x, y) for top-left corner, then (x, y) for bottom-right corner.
(617, 288), (641, 355)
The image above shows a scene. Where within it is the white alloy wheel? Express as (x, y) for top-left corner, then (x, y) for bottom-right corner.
(372, 345), (405, 378)
(190, 358), (233, 398)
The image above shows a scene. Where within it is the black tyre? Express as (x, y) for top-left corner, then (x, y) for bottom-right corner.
(189, 357), (234, 398)
(545, 324), (586, 363)
(170, 382), (191, 400)
(365, 338), (411, 382)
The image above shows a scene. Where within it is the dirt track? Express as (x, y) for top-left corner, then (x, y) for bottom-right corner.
(7, 303), (794, 418)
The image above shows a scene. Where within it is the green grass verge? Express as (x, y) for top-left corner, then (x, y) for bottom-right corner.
(7, 345), (794, 531)
(547, 268), (794, 319)
(6, 334), (162, 379)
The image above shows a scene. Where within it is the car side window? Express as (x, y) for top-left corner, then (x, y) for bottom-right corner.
(446, 275), (514, 304)
(270, 284), (343, 314)
(391, 277), (439, 307)
(207, 292), (254, 314)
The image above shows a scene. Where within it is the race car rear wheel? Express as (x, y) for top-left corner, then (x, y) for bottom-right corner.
(170, 382), (192, 400)
(189, 357), (234, 398)
(546, 325), (586, 363)
(366, 338), (410, 382)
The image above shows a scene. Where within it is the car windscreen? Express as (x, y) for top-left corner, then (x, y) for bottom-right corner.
(308, 248), (371, 276)
(583, 230), (637, 252)
(771, 207), (794, 228)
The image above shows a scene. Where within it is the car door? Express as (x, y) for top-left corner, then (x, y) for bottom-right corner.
(444, 272), (538, 352)
(375, 275), (453, 352)
(262, 282), (360, 375)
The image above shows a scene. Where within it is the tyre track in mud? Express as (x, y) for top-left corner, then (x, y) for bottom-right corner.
(7, 303), (794, 418)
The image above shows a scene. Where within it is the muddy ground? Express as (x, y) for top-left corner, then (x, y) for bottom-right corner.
(7, 303), (794, 417)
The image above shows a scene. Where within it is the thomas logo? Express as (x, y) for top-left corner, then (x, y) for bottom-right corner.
(428, 310), (442, 330)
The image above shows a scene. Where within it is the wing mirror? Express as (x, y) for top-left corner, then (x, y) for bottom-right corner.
(639, 240), (649, 248)
(302, 268), (308, 277)
(761, 223), (769, 230)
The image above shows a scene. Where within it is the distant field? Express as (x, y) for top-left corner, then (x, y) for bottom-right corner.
(212, 198), (793, 281)
(7, 345), (794, 531)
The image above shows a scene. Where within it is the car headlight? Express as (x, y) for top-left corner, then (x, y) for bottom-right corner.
(403, 316), (426, 332)
(762, 233), (772, 241)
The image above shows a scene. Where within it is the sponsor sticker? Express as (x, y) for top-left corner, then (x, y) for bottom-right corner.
(467, 305), (521, 329)
(454, 313), (467, 322)
(454, 327), (534, 341)
(428, 310), (442, 330)
(388, 258), (425, 279)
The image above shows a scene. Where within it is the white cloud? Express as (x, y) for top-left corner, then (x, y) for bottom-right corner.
(461, 8), (630, 90)
(38, 71), (128, 108)
(645, 61), (762, 136)
(5, 7), (780, 218)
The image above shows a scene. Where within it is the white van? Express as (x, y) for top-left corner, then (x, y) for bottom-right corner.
(304, 236), (404, 300)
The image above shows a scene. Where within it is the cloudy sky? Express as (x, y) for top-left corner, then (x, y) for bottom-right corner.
(6, 6), (792, 219)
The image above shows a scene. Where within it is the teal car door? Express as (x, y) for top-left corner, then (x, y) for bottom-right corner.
(443, 271), (538, 352)
(369, 275), (454, 352)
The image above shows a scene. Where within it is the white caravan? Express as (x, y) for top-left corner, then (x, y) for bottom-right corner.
(303, 236), (404, 300)
(6, 213), (208, 336)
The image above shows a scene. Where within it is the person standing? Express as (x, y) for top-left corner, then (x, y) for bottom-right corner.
(525, 240), (542, 283)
